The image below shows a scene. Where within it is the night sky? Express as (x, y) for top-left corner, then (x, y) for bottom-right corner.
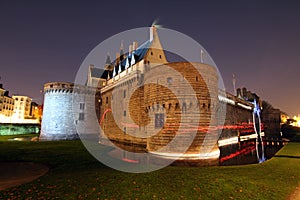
(0, 0), (300, 116)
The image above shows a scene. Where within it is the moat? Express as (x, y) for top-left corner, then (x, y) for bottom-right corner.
(105, 136), (284, 166)
(219, 137), (284, 166)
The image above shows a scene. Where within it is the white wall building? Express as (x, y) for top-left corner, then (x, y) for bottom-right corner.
(0, 85), (15, 123)
(12, 95), (38, 124)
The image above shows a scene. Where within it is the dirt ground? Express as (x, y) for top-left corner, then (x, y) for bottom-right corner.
(0, 162), (49, 191)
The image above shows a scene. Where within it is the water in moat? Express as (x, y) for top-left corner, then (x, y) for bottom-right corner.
(219, 137), (284, 166)
(106, 136), (284, 166)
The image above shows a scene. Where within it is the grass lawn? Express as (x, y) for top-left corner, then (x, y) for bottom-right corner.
(0, 134), (299, 199)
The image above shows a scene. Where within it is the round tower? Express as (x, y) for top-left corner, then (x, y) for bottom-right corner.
(40, 82), (78, 140)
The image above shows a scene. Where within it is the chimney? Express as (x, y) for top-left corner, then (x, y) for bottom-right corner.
(242, 87), (247, 98)
(236, 88), (241, 97)
(150, 26), (157, 41)
(116, 52), (120, 64)
(133, 41), (138, 51)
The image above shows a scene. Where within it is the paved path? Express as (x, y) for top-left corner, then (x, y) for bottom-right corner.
(286, 183), (300, 200)
(0, 162), (49, 190)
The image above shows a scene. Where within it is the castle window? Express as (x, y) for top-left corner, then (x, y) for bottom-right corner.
(196, 76), (198, 82)
(50, 84), (53, 88)
(155, 114), (164, 128)
(159, 55), (162, 59)
(62, 84), (65, 88)
(182, 102), (187, 113)
(80, 103), (85, 110)
(202, 103), (206, 108)
(167, 77), (173, 84)
(148, 61), (150, 65)
(208, 103), (211, 109)
(124, 110), (126, 116)
(124, 90), (126, 98)
(79, 113), (84, 121)
(106, 97), (108, 104)
(175, 103), (179, 110)
(168, 103), (172, 109)
(151, 51), (153, 56)
(124, 127), (126, 134)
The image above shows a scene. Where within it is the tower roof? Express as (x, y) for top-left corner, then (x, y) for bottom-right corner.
(90, 67), (105, 79)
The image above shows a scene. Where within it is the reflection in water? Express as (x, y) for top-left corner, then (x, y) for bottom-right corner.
(106, 136), (284, 166)
(219, 138), (284, 166)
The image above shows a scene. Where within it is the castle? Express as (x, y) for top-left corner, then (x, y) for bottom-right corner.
(40, 26), (265, 166)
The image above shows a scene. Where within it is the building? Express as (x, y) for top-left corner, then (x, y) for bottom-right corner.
(40, 26), (270, 166)
(11, 95), (34, 123)
(0, 84), (15, 123)
(30, 102), (43, 123)
(261, 100), (285, 138)
(97, 26), (265, 165)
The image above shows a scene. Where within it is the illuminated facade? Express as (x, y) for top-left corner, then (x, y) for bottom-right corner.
(0, 84), (15, 123)
(11, 95), (38, 124)
(40, 81), (101, 140)
(30, 102), (43, 123)
(291, 115), (300, 127)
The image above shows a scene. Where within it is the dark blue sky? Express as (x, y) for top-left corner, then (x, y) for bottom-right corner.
(0, 0), (300, 116)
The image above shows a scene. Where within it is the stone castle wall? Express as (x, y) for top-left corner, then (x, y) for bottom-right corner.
(40, 82), (101, 141)
(100, 62), (220, 161)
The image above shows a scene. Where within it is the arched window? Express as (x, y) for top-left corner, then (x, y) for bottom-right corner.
(182, 102), (187, 113)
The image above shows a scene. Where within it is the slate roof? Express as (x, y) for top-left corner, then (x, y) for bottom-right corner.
(90, 67), (105, 79)
(100, 39), (152, 80)
(119, 40), (151, 68)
